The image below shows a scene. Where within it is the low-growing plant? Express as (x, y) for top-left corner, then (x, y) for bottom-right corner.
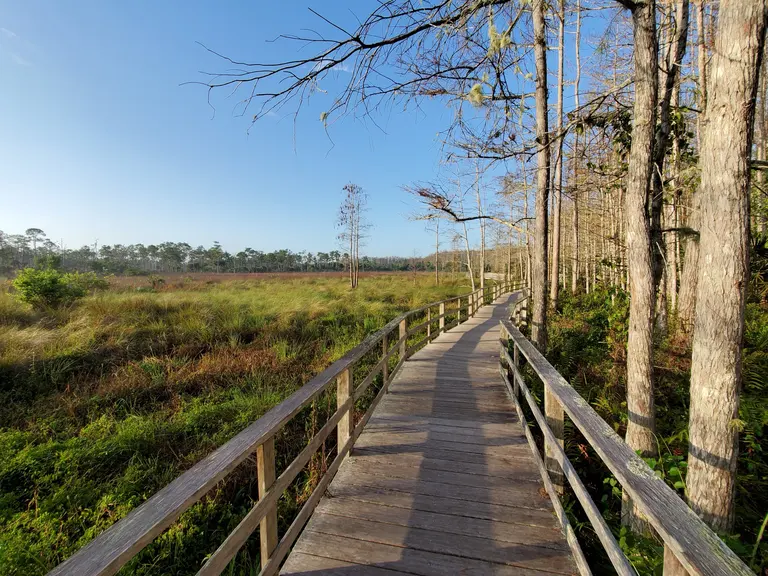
(0, 274), (470, 575)
(11, 268), (109, 309)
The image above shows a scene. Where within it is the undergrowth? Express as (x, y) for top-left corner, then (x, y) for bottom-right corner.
(0, 274), (469, 575)
(543, 287), (768, 575)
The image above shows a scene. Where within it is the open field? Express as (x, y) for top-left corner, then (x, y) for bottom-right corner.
(0, 274), (472, 575)
(107, 271), (433, 289)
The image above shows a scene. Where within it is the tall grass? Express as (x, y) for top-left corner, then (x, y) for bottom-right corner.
(0, 274), (469, 575)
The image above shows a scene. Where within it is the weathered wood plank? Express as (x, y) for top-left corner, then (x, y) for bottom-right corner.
(303, 513), (577, 573)
(351, 442), (527, 467)
(46, 301), (424, 576)
(353, 432), (532, 458)
(349, 450), (533, 479)
(281, 552), (413, 575)
(363, 417), (522, 439)
(326, 478), (559, 527)
(291, 531), (569, 576)
(257, 437), (278, 569)
(330, 467), (551, 511)
(314, 497), (568, 550)
(359, 426), (529, 448)
(367, 413), (520, 432)
(500, 356), (626, 576)
(502, 319), (753, 576)
(342, 453), (541, 487)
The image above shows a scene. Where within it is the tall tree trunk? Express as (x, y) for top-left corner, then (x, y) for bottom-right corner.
(532, 0), (550, 351)
(620, 0), (659, 532)
(550, 0), (565, 310)
(477, 163), (486, 291)
(666, 76), (681, 315)
(665, 3), (767, 574)
(679, 0), (708, 331)
(435, 218), (440, 285)
(572, 0), (581, 295)
(458, 180), (476, 291)
(652, 0), (690, 330)
(688, 0), (766, 534)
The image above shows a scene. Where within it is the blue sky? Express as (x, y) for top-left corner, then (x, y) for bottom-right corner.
(0, 1), (610, 256)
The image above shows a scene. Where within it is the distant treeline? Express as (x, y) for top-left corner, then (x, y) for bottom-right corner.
(0, 229), (505, 276)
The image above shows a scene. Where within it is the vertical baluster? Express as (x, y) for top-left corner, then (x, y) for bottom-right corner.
(427, 307), (431, 340)
(337, 368), (352, 452)
(545, 385), (565, 494)
(439, 301), (445, 333)
(257, 437), (278, 569)
(513, 342), (520, 398)
(382, 333), (389, 384)
(399, 317), (408, 360)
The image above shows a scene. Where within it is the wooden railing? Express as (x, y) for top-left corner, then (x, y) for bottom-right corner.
(48, 281), (516, 576)
(499, 292), (753, 576)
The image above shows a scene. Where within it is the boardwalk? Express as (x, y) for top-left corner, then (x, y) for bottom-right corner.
(281, 294), (576, 575)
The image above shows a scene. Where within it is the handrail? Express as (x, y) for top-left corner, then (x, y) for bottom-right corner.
(48, 280), (518, 576)
(499, 302), (753, 576)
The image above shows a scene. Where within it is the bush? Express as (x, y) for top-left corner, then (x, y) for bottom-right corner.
(66, 271), (110, 294)
(12, 269), (108, 309)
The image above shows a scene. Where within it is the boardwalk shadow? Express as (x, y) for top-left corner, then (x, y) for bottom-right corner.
(282, 293), (576, 575)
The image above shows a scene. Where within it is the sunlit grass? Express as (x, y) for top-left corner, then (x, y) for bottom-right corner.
(0, 273), (470, 575)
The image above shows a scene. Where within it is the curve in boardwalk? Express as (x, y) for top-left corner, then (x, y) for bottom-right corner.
(281, 293), (577, 575)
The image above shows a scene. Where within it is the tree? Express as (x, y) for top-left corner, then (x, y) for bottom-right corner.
(571, 0), (582, 296)
(337, 183), (368, 288)
(616, 0), (659, 531)
(25, 228), (45, 264)
(678, 0), (708, 332)
(550, 0), (566, 310)
(531, 0), (550, 351)
(651, 0), (690, 331)
(687, 0), (767, 535)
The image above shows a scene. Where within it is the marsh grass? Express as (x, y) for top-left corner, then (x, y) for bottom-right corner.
(0, 274), (469, 575)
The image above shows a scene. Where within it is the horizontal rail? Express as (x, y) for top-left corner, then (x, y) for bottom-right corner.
(498, 363), (592, 576)
(500, 346), (633, 576)
(50, 281), (518, 576)
(500, 318), (752, 576)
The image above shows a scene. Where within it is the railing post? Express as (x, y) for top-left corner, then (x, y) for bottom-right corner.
(545, 388), (565, 495)
(257, 437), (278, 569)
(337, 367), (352, 452)
(512, 343), (520, 398)
(382, 333), (389, 383)
(399, 317), (408, 360)
(439, 302), (445, 333)
(426, 307), (431, 340)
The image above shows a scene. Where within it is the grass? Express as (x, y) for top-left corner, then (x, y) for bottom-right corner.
(0, 273), (471, 575)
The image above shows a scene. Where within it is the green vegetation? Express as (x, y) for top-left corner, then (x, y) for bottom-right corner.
(540, 288), (768, 574)
(0, 274), (469, 575)
(12, 267), (109, 310)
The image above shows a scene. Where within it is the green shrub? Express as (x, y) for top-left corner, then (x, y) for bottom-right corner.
(12, 269), (108, 310)
(65, 271), (110, 294)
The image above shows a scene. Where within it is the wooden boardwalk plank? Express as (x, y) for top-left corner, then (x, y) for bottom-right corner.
(280, 294), (577, 575)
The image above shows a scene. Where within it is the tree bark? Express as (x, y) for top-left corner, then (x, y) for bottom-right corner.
(532, 0), (550, 351)
(679, 0), (708, 331)
(620, 0), (659, 532)
(476, 163), (486, 291)
(688, 0), (766, 534)
(572, 1), (581, 296)
(550, 0), (565, 310)
(435, 218), (440, 285)
(652, 0), (690, 330)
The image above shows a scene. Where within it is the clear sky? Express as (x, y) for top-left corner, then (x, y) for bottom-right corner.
(1, 1), (612, 257)
(0, 1), (473, 256)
